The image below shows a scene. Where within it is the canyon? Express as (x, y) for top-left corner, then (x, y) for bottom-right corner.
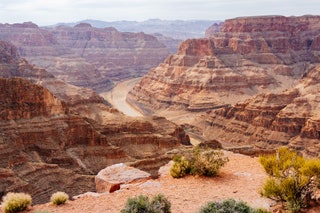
(127, 15), (320, 155)
(2, 14), (320, 212)
(0, 22), (170, 92)
(200, 63), (320, 156)
(0, 41), (189, 204)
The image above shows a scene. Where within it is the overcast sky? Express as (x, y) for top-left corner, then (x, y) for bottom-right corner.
(0, 0), (319, 26)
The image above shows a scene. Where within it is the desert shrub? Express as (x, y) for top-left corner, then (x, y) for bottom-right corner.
(150, 194), (171, 213)
(121, 195), (150, 213)
(170, 156), (190, 178)
(1, 192), (32, 213)
(121, 194), (171, 213)
(190, 147), (229, 177)
(170, 146), (228, 178)
(198, 199), (270, 213)
(259, 147), (320, 213)
(50, 191), (69, 205)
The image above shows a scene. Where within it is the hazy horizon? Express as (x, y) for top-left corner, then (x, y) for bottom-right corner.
(0, 0), (319, 26)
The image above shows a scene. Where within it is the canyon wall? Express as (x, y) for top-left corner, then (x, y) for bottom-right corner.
(201, 64), (320, 156)
(127, 15), (320, 113)
(0, 41), (189, 204)
(0, 22), (170, 92)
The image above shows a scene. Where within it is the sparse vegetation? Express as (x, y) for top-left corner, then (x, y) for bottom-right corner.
(259, 147), (320, 213)
(170, 146), (228, 178)
(198, 199), (270, 213)
(1, 192), (32, 213)
(150, 194), (171, 213)
(50, 191), (69, 205)
(170, 155), (190, 178)
(121, 194), (171, 213)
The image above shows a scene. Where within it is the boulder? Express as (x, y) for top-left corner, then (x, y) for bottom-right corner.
(95, 163), (151, 193)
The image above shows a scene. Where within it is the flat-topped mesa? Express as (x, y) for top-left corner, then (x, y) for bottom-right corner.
(221, 15), (320, 33)
(10, 22), (39, 28)
(0, 22), (170, 91)
(127, 15), (320, 113)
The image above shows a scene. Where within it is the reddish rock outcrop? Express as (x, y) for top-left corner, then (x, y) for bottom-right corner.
(0, 41), (189, 204)
(205, 22), (223, 38)
(0, 41), (105, 108)
(95, 163), (151, 193)
(127, 15), (320, 113)
(200, 64), (320, 156)
(0, 23), (170, 91)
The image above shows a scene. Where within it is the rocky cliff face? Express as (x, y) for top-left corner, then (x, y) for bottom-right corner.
(0, 41), (189, 204)
(0, 22), (170, 91)
(205, 22), (223, 38)
(0, 41), (105, 108)
(201, 64), (320, 156)
(127, 15), (320, 113)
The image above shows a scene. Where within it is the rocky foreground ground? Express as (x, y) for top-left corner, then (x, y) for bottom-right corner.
(0, 151), (268, 213)
(0, 150), (317, 213)
(2, 150), (320, 213)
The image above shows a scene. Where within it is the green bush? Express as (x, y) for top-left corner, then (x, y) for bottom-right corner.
(259, 147), (320, 213)
(121, 194), (171, 213)
(198, 199), (270, 213)
(170, 146), (228, 178)
(170, 156), (190, 178)
(150, 194), (171, 213)
(50, 191), (69, 205)
(1, 192), (32, 213)
(190, 147), (229, 177)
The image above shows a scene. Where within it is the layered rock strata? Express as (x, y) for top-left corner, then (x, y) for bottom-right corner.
(127, 15), (320, 113)
(0, 41), (189, 204)
(0, 22), (170, 91)
(201, 64), (320, 156)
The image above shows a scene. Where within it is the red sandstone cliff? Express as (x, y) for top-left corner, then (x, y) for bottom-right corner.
(127, 15), (320, 113)
(0, 41), (189, 204)
(0, 22), (170, 91)
(200, 64), (320, 156)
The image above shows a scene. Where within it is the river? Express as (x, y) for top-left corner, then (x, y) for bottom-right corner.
(100, 78), (202, 145)
(100, 78), (143, 117)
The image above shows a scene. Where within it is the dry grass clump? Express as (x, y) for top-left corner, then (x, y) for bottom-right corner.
(1, 192), (32, 213)
(50, 191), (69, 205)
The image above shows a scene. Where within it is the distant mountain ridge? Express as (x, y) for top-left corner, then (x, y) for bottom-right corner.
(49, 19), (221, 40)
(0, 22), (170, 92)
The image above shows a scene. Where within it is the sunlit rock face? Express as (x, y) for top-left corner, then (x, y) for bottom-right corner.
(127, 15), (320, 113)
(202, 64), (320, 156)
(0, 22), (170, 91)
(0, 41), (189, 204)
